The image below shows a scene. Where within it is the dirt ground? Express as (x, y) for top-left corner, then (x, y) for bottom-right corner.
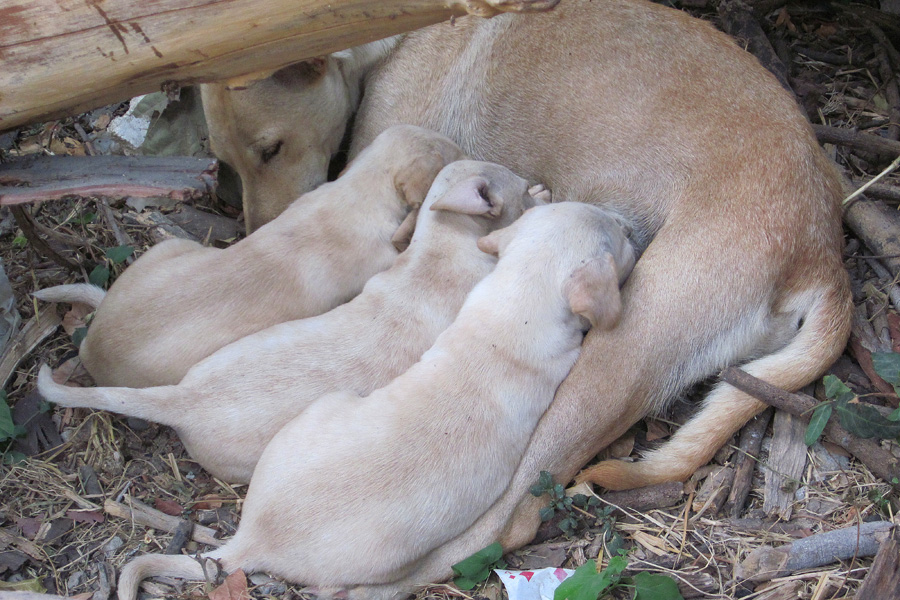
(1, 1), (900, 599)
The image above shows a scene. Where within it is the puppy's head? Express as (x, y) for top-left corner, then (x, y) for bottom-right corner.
(479, 202), (636, 330)
(425, 160), (542, 228)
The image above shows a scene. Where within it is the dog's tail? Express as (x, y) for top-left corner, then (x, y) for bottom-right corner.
(118, 551), (227, 600)
(33, 283), (106, 309)
(578, 281), (852, 490)
(37, 364), (178, 424)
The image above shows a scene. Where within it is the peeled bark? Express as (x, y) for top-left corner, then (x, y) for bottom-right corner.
(0, 0), (558, 131)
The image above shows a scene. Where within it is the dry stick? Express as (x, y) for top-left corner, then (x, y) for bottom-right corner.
(762, 410), (807, 520)
(865, 257), (900, 313)
(98, 199), (136, 266)
(859, 181), (900, 204)
(717, 0), (792, 92)
(104, 496), (220, 547)
(10, 206), (81, 273)
(812, 124), (900, 162)
(873, 43), (900, 142)
(724, 407), (773, 518)
(854, 525), (900, 597)
(844, 198), (900, 278)
(736, 521), (894, 583)
(719, 367), (900, 491)
(0, 309), (62, 390)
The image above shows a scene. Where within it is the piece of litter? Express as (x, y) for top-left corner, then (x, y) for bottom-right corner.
(494, 567), (574, 600)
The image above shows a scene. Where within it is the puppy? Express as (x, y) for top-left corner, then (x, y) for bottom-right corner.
(38, 161), (543, 484)
(34, 125), (464, 387)
(113, 201), (636, 600)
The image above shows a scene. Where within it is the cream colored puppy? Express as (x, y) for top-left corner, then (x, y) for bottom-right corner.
(114, 201), (635, 600)
(34, 125), (464, 388)
(38, 161), (542, 484)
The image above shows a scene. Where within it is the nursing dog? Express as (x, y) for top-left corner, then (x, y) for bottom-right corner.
(38, 161), (543, 484)
(114, 201), (636, 600)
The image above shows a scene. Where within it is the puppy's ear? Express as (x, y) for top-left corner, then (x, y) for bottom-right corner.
(563, 254), (624, 330)
(431, 176), (503, 217)
(391, 208), (420, 252)
(477, 224), (517, 257)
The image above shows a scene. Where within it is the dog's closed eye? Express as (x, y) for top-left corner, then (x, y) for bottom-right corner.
(261, 140), (283, 164)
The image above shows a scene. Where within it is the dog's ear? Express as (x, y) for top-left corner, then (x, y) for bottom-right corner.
(272, 58), (329, 85)
(477, 223), (517, 257)
(431, 176), (503, 217)
(563, 254), (624, 330)
(391, 208), (420, 252)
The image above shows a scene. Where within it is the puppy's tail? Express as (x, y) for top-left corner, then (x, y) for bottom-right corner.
(33, 283), (106, 309)
(578, 281), (852, 490)
(37, 364), (178, 424)
(118, 551), (227, 600)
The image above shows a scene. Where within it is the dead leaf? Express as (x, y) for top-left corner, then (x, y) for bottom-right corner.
(61, 303), (93, 336)
(209, 569), (250, 600)
(192, 495), (226, 510)
(94, 114), (112, 130)
(816, 23), (838, 38)
(775, 8), (796, 33)
(154, 498), (184, 517)
(644, 418), (669, 442)
(65, 510), (105, 524)
(15, 517), (41, 540)
(606, 432), (635, 458)
(50, 356), (94, 388)
(12, 391), (64, 457)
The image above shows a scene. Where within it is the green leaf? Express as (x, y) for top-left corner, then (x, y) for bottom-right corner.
(453, 576), (479, 591)
(633, 572), (684, 600)
(89, 265), (110, 288)
(12, 236), (27, 249)
(451, 542), (503, 589)
(835, 400), (900, 439)
(872, 352), (900, 386)
(0, 393), (17, 441)
(72, 326), (89, 348)
(2, 451), (26, 465)
(0, 577), (46, 592)
(539, 505), (556, 521)
(104, 245), (134, 264)
(823, 375), (855, 403)
(555, 558), (626, 600)
(889, 407), (900, 422)
(804, 403), (832, 446)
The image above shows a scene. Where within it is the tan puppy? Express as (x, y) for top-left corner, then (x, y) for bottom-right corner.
(34, 125), (464, 388)
(197, 0), (852, 587)
(38, 161), (542, 484)
(114, 202), (636, 600)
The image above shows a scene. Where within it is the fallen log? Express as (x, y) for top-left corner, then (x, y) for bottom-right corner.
(736, 520), (894, 583)
(0, 155), (217, 205)
(0, 0), (558, 131)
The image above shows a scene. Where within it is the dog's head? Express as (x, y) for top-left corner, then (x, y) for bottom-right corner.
(201, 59), (354, 233)
(478, 202), (636, 330)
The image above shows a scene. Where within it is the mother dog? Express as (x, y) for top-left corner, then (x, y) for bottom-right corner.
(201, 0), (851, 591)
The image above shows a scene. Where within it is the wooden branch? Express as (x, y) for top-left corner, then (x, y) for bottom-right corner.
(762, 411), (807, 520)
(10, 206), (82, 272)
(718, 0), (791, 92)
(855, 525), (900, 598)
(0, 155), (217, 206)
(844, 199), (900, 278)
(736, 521), (894, 583)
(720, 367), (900, 491)
(0, 0), (558, 131)
(813, 124), (900, 162)
(724, 407), (773, 518)
(104, 496), (221, 547)
(0, 309), (62, 390)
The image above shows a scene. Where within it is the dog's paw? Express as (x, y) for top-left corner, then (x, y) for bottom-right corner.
(528, 183), (552, 204)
